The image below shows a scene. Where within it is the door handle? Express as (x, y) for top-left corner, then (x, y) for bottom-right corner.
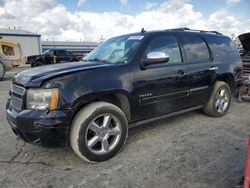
(209, 66), (218, 71)
(177, 70), (186, 77)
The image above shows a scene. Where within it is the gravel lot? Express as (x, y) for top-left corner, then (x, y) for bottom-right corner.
(0, 67), (249, 188)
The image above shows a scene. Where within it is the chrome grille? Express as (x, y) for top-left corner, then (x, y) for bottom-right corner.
(10, 96), (23, 111)
(10, 84), (25, 111)
(12, 84), (25, 95)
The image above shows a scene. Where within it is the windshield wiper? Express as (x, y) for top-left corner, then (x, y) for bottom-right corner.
(84, 58), (111, 64)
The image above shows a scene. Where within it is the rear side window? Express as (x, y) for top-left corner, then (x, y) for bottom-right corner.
(182, 36), (210, 62)
(146, 35), (182, 63)
(207, 36), (236, 53)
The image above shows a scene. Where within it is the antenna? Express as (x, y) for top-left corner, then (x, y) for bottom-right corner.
(141, 28), (146, 33)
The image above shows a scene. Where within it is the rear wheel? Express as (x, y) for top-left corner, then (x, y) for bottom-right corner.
(0, 62), (5, 80)
(70, 102), (128, 162)
(203, 81), (231, 117)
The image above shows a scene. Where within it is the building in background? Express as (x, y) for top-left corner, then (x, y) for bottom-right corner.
(41, 41), (98, 54)
(0, 28), (41, 60)
(0, 28), (98, 63)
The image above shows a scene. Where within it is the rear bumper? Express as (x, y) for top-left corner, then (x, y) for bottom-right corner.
(6, 100), (73, 147)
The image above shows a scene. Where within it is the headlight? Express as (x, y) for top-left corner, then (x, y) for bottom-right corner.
(26, 88), (59, 110)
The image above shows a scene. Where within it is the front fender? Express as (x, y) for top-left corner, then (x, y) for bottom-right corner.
(42, 64), (135, 110)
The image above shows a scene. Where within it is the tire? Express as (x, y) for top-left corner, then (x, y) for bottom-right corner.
(70, 102), (128, 162)
(0, 62), (5, 80)
(202, 81), (231, 117)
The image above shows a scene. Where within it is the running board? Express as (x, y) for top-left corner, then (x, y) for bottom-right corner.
(129, 105), (204, 128)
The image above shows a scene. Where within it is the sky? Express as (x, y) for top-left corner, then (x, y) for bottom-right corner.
(0, 0), (249, 42)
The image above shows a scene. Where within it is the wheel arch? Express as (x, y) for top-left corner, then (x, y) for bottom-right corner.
(70, 91), (132, 125)
(216, 73), (235, 93)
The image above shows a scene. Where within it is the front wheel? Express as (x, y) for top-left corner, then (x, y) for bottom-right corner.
(70, 102), (128, 162)
(203, 81), (231, 117)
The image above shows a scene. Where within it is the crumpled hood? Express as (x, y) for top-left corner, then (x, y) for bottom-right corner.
(13, 61), (112, 87)
(238, 32), (250, 52)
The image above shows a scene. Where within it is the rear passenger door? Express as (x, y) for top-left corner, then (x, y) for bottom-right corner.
(180, 34), (216, 106)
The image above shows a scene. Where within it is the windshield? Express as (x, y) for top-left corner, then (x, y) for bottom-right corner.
(84, 35), (144, 64)
(42, 50), (50, 55)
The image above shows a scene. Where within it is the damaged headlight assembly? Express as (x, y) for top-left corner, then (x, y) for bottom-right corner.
(26, 88), (59, 110)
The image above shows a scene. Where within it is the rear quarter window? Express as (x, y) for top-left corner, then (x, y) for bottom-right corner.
(206, 36), (238, 57)
(182, 36), (210, 63)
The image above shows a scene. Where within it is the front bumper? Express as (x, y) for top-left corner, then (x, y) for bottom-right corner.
(6, 100), (73, 147)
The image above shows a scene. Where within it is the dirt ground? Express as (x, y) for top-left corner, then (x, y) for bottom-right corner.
(0, 67), (249, 188)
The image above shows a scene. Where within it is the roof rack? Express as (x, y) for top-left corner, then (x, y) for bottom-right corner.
(166, 28), (222, 35)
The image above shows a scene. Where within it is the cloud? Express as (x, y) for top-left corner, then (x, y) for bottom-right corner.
(206, 9), (250, 36)
(0, 0), (249, 42)
(119, 0), (128, 6)
(226, 0), (241, 5)
(78, 0), (86, 7)
(145, 2), (158, 10)
(22, 0), (56, 10)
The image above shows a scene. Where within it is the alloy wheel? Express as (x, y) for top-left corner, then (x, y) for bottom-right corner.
(85, 113), (122, 155)
(215, 88), (229, 113)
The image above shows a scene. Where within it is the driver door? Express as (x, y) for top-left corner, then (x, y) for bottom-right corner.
(132, 34), (190, 121)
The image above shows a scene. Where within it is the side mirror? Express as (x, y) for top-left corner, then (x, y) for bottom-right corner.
(143, 51), (169, 65)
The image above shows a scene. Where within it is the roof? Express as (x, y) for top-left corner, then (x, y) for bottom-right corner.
(95, 29), (225, 44)
(165, 28), (223, 35)
(41, 41), (99, 47)
(0, 28), (41, 37)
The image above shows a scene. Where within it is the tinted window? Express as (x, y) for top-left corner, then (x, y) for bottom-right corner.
(55, 50), (66, 55)
(182, 36), (210, 62)
(207, 36), (236, 54)
(146, 35), (182, 63)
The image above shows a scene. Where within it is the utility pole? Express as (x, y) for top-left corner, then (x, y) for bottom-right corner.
(99, 35), (105, 43)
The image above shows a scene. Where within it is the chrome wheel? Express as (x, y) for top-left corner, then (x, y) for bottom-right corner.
(85, 113), (122, 155)
(215, 88), (229, 113)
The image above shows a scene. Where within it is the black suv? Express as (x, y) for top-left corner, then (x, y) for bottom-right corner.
(27, 49), (87, 67)
(6, 28), (242, 162)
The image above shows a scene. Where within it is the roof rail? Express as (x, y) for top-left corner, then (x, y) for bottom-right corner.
(166, 28), (222, 35)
